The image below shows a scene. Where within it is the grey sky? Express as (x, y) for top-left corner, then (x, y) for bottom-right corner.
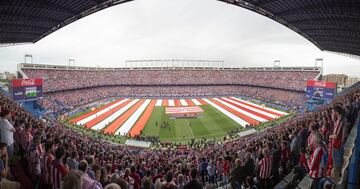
(0, 0), (359, 76)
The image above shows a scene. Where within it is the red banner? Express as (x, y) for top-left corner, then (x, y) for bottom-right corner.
(306, 80), (337, 89)
(12, 78), (43, 87)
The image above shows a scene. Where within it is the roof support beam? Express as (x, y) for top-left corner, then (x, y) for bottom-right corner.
(0, 23), (49, 33)
(306, 30), (360, 38)
(0, 12), (62, 25)
(256, 0), (282, 7)
(286, 16), (360, 27)
(274, 3), (360, 18)
(296, 23), (360, 31)
(0, 1), (79, 16)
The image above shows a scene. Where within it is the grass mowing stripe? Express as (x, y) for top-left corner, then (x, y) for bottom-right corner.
(142, 105), (242, 143)
(142, 107), (162, 136)
(188, 117), (210, 138)
(201, 105), (240, 132)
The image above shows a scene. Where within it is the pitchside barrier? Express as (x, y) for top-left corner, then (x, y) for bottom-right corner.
(236, 128), (257, 137)
(125, 139), (151, 148)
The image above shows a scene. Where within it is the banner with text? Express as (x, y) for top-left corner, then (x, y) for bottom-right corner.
(10, 78), (43, 102)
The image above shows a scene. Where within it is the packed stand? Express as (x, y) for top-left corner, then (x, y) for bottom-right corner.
(39, 85), (305, 113)
(23, 69), (319, 92)
(0, 86), (359, 189)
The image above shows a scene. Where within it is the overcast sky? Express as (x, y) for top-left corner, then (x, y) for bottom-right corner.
(0, 0), (359, 76)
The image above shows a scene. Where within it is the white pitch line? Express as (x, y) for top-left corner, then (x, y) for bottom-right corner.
(192, 99), (202, 106)
(155, 99), (162, 106)
(76, 99), (128, 125)
(214, 98), (267, 122)
(91, 99), (139, 131)
(116, 99), (151, 135)
(180, 99), (188, 106)
(203, 98), (248, 127)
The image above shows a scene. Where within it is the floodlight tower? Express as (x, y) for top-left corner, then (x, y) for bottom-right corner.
(315, 58), (323, 68)
(274, 60), (280, 67)
(69, 59), (75, 66)
(24, 54), (33, 64)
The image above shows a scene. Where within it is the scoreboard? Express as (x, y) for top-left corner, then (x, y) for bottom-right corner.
(306, 80), (337, 103)
(10, 78), (43, 102)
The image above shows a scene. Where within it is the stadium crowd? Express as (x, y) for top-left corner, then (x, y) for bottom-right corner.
(39, 85), (306, 113)
(23, 69), (318, 92)
(0, 81), (359, 189)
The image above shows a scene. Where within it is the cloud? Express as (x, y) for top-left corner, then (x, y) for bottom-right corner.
(0, 0), (359, 76)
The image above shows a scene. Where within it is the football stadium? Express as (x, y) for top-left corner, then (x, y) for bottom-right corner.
(0, 1), (360, 189)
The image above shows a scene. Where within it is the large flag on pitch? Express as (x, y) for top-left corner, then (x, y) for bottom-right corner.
(165, 106), (203, 114)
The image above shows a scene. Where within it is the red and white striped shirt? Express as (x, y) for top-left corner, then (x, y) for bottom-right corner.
(332, 118), (343, 149)
(41, 152), (54, 185)
(307, 132), (315, 151)
(50, 159), (69, 189)
(308, 145), (326, 178)
(21, 131), (33, 151)
(258, 156), (272, 179)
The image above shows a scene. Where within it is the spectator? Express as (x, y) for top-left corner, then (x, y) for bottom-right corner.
(206, 161), (216, 184)
(242, 152), (255, 186)
(0, 142), (20, 189)
(104, 183), (121, 189)
(183, 168), (202, 189)
(161, 171), (177, 189)
(62, 170), (82, 189)
(41, 140), (55, 188)
(85, 156), (96, 180)
(27, 135), (42, 189)
(142, 177), (152, 189)
(290, 130), (301, 165)
(67, 151), (79, 170)
(100, 167), (109, 187)
(307, 132), (327, 189)
(21, 123), (33, 155)
(0, 109), (15, 161)
(50, 146), (69, 189)
(111, 178), (128, 189)
(78, 160), (103, 189)
(258, 148), (272, 189)
(229, 158), (244, 189)
(0, 73), (359, 189)
(130, 165), (141, 189)
(176, 174), (186, 189)
(122, 168), (135, 188)
(329, 105), (345, 181)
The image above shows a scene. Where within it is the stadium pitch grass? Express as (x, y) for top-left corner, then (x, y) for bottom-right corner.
(141, 105), (243, 143)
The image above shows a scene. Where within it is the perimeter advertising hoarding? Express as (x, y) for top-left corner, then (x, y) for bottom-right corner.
(10, 78), (43, 102)
(306, 80), (337, 103)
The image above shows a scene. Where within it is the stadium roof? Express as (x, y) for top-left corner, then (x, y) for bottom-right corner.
(1, 0), (360, 57)
(0, 0), (134, 43)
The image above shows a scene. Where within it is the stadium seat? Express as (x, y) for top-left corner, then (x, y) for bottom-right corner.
(296, 175), (313, 189)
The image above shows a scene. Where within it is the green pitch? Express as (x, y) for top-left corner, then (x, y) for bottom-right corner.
(141, 105), (243, 143)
